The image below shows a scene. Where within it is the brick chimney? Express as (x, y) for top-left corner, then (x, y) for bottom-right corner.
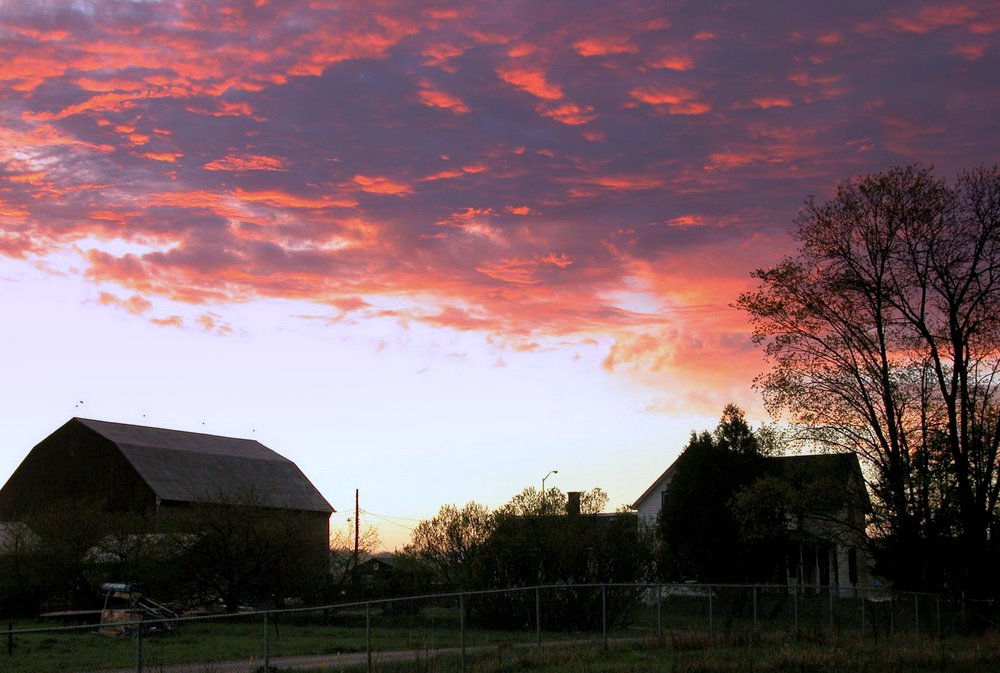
(567, 491), (581, 516)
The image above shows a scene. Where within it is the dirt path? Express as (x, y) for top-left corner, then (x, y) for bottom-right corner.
(88, 638), (604, 673)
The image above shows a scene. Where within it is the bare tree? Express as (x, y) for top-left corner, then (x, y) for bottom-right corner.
(495, 486), (609, 517)
(738, 164), (1000, 595)
(329, 519), (381, 597)
(173, 489), (327, 611)
(406, 502), (493, 589)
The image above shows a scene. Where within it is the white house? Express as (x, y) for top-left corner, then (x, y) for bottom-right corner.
(634, 452), (872, 595)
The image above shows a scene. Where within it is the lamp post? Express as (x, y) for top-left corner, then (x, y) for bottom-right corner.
(541, 470), (558, 513)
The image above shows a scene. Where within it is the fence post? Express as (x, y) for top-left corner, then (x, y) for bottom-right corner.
(601, 584), (608, 650)
(366, 602), (372, 673)
(536, 587), (541, 650)
(708, 589), (713, 635)
(915, 595), (920, 638)
(657, 584), (663, 643)
(829, 586), (834, 631)
(793, 587), (798, 634)
(263, 610), (270, 672)
(460, 593), (466, 673)
(752, 586), (758, 635)
(6, 623), (11, 657)
(134, 622), (142, 673)
(860, 594), (865, 635)
(936, 595), (941, 639)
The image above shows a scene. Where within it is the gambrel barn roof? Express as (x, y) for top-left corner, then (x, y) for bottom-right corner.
(0, 418), (333, 517)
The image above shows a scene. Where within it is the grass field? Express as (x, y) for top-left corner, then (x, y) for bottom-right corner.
(3, 610), (548, 672)
(363, 631), (1000, 673)
(5, 619), (1000, 673)
(0, 591), (992, 673)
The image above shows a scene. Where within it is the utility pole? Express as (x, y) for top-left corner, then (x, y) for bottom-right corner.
(354, 488), (360, 567)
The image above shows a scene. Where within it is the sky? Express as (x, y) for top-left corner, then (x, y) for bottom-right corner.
(1, 0), (999, 552)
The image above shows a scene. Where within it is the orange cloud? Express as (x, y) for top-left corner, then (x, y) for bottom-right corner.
(537, 102), (597, 125)
(196, 312), (233, 335)
(422, 42), (465, 68)
(541, 253), (572, 268)
(496, 65), (563, 100)
(787, 71), (849, 100)
(352, 175), (414, 196)
(422, 306), (493, 331)
(667, 215), (706, 228)
(573, 36), (638, 57)
(98, 291), (152, 315)
(751, 97), (793, 109)
(476, 258), (541, 285)
(234, 189), (358, 209)
(651, 55), (695, 71)
(477, 253), (574, 285)
(0, 53), (70, 92)
(332, 296), (371, 312)
(418, 86), (470, 114)
(437, 207), (498, 224)
(421, 169), (466, 181)
(151, 315), (184, 328)
(204, 154), (287, 171)
(7, 172), (47, 185)
(75, 77), (147, 93)
(888, 5), (980, 34)
(143, 152), (183, 163)
(28, 89), (181, 121)
(567, 174), (666, 192)
(630, 87), (711, 115)
(951, 43), (987, 60)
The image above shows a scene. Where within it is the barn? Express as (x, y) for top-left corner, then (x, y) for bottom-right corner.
(0, 418), (334, 559)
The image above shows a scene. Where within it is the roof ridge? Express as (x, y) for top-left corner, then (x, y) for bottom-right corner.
(75, 417), (262, 443)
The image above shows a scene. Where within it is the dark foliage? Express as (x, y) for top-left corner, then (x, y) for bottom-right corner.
(657, 406), (783, 583)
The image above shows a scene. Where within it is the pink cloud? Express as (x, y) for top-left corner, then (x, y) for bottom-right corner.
(629, 86), (711, 115)
(537, 102), (597, 125)
(353, 175), (414, 196)
(0, 0), (998, 407)
(573, 36), (638, 57)
(98, 291), (152, 315)
(204, 154), (287, 171)
(418, 85), (470, 114)
(888, 4), (981, 34)
(496, 64), (564, 100)
(650, 55), (695, 71)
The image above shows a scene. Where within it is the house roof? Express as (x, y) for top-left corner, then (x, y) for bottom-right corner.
(773, 452), (871, 510)
(75, 418), (334, 514)
(632, 451), (869, 511)
(630, 462), (679, 510)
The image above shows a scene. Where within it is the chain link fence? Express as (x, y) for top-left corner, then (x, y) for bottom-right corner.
(0, 584), (983, 673)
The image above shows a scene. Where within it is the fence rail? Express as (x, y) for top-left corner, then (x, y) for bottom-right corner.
(0, 583), (986, 673)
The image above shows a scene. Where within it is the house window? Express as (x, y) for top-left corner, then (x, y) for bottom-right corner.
(661, 490), (669, 508)
(848, 548), (858, 585)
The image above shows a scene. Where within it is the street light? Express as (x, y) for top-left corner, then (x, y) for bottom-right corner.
(541, 470), (558, 511)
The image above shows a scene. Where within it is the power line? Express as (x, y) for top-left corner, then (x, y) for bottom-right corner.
(360, 510), (418, 531)
(359, 509), (423, 522)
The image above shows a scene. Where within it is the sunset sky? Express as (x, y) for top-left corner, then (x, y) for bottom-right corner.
(2, 1), (999, 551)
